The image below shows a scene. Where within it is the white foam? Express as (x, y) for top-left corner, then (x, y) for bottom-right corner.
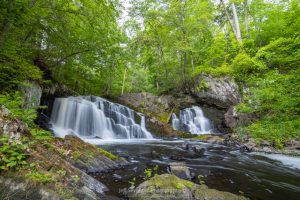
(252, 152), (300, 170)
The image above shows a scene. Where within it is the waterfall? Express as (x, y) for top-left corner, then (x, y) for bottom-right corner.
(50, 96), (153, 139)
(171, 106), (212, 134)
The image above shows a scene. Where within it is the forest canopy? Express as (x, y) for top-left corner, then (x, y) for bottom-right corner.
(0, 0), (299, 145)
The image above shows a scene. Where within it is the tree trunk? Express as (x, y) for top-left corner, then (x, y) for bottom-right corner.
(183, 51), (187, 80)
(191, 52), (194, 73)
(220, 0), (242, 44)
(244, 0), (249, 35)
(121, 67), (127, 95)
(159, 45), (168, 80)
(231, 3), (242, 43)
(220, 0), (236, 36)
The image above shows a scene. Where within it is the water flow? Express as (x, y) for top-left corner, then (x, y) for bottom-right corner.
(172, 106), (212, 134)
(50, 96), (153, 139)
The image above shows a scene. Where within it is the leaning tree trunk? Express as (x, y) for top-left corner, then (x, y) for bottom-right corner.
(231, 3), (242, 43)
(220, 0), (242, 44)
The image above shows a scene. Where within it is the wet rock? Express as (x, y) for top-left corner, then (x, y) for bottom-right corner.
(170, 155), (184, 161)
(130, 174), (248, 200)
(113, 174), (122, 180)
(286, 140), (300, 150)
(192, 145), (205, 155)
(168, 162), (193, 180)
(129, 174), (194, 200)
(260, 140), (271, 147)
(194, 184), (248, 200)
(62, 135), (127, 173)
(151, 151), (160, 159)
(262, 147), (272, 153)
(182, 142), (190, 150)
(242, 139), (256, 152)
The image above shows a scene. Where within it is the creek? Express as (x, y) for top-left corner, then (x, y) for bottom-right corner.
(49, 96), (300, 200)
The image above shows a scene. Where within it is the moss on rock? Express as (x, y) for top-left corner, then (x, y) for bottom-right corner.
(130, 174), (249, 200)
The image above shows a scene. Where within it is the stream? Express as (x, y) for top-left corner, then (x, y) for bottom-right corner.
(88, 139), (300, 200)
(49, 96), (300, 200)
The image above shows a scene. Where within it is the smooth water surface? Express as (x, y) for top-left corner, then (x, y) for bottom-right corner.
(94, 139), (300, 200)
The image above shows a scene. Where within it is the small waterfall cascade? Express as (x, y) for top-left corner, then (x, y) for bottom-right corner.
(50, 96), (153, 139)
(171, 106), (212, 134)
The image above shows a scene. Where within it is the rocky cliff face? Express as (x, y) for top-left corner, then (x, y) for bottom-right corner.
(191, 73), (241, 109)
(117, 74), (242, 135)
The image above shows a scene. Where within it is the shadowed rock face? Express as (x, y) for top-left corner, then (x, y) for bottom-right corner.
(130, 174), (248, 200)
(191, 73), (241, 109)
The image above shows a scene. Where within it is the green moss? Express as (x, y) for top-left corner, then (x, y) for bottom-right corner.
(179, 132), (194, 138)
(97, 148), (120, 160)
(26, 172), (53, 184)
(148, 174), (194, 190)
(195, 79), (208, 92)
(71, 151), (82, 160)
(192, 135), (209, 140)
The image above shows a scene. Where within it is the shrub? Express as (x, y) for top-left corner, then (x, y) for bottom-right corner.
(0, 54), (42, 92)
(231, 52), (267, 81)
(255, 37), (300, 71)
(0, 92), (37, 128)
(0, 136), (29, 171)
(193, 64), (233, 77)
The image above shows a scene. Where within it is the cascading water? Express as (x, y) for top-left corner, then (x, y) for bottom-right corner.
(50, 96), (153, 139)
(171, 106), (212, 134)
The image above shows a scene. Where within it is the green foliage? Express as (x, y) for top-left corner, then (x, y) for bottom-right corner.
(144, 165), (159, 180)
(231, 52), (267, 81)
(0, 55), (43, 91)
(255, 37), (300, 71)
(0, 92), (37, 128)
(129, 177), (137, 188)
(193, 64), (233, 77)
(144, 168), (153, 180)
(236, 63), (300, 146)
(197, 175), (205, 185)
(31, 129), (53, 140)
(26, 171), (53, 184)
(0, 136), (29, 171)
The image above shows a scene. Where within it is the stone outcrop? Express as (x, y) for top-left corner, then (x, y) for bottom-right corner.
(191, 73), (241, 109)
(19, 81), (42, 109)
(224, 106), (256, 129)
(130, 174), (248, 200)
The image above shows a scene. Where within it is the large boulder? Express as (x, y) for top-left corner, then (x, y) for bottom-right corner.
(130, 174), (248, 200)
(130, 174), (195, 200)
(192, 73), (241, 109)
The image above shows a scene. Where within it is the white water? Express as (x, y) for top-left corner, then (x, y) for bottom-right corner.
(251, 152), (300, 170)
(172, 106), (212, 134)
(50, 96), (153, 139)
